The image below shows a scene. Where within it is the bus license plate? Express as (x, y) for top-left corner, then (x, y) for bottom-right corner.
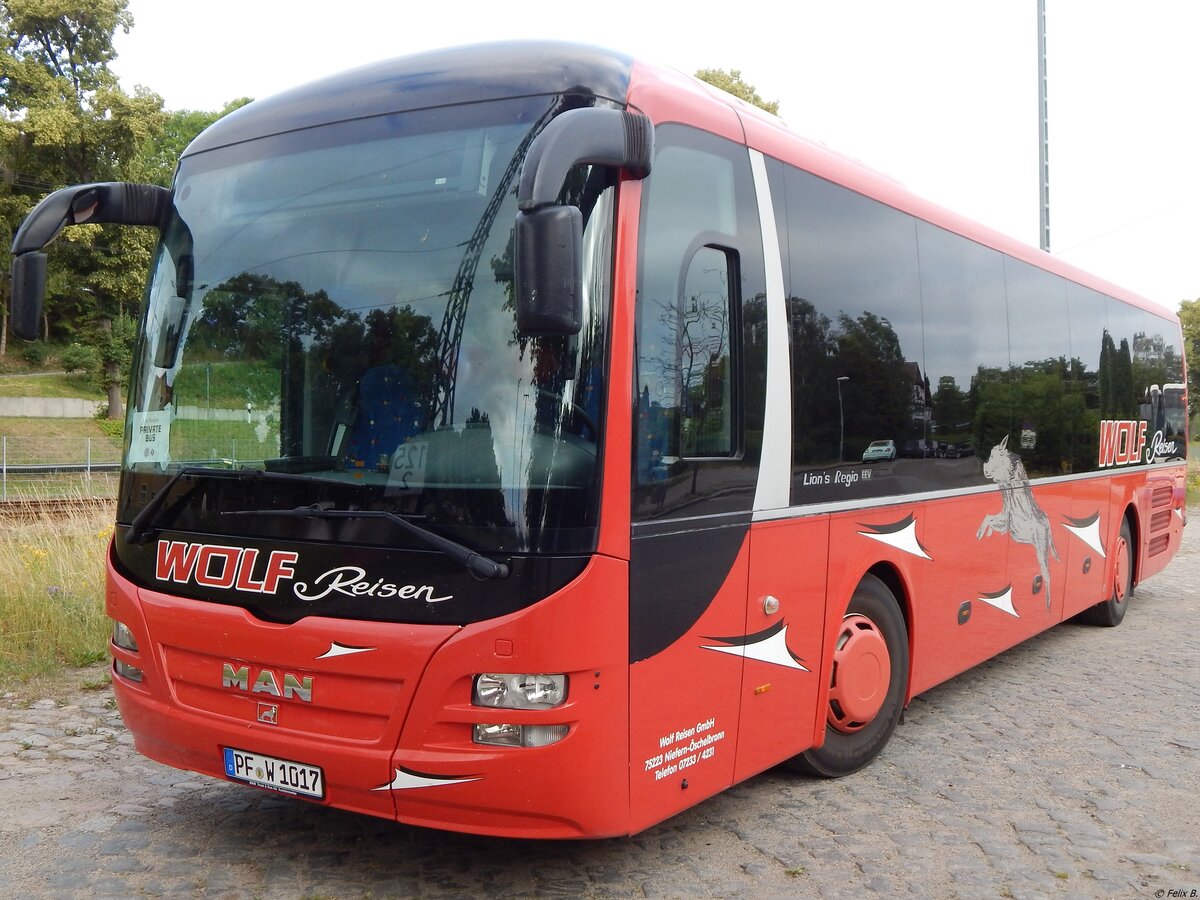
(223, 747), (324, 799)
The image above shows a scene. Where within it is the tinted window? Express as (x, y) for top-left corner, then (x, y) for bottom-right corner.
(1066, 284), (1108, 470)
(1104, 300), (1187, 462)
(1004, 258), (1069, 477)
(770, 157), (1183, 507)
(918, 223), (1010, 482)
(781, 168), (925, 504)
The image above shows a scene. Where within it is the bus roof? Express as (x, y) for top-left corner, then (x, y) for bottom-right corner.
(184, 41), (634, 158)
(184, 40), (1177, 322)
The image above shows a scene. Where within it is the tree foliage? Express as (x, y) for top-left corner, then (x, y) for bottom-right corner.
(0, 2), (246, 415)
(694, 67), (780, 115)
(1179, 298), (1200, 420)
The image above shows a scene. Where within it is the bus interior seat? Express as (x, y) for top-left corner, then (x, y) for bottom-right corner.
(340, 365), (423, 470)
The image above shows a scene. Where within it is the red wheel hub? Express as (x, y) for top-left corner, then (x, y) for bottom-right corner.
(1113, 535), (1129, 602)
(827, 614), (891, 733)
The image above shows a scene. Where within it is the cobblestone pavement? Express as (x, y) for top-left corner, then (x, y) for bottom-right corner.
(1, 520), (1198, 899)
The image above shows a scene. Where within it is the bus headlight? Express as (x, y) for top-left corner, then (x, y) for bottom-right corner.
(473, 723), (569, 748)
(111, 620), (143, 682)
(472, 673), (567, 710)
(112, 620), (139, 652)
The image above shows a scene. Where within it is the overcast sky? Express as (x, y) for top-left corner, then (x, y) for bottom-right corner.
(110, 0), (1200, 311)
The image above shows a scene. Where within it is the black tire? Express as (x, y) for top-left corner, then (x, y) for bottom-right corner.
(1080, 518), (1133, 627)
(788, 574), (909, 778)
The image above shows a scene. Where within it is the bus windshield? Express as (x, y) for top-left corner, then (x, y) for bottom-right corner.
(121, 95), (614, 556)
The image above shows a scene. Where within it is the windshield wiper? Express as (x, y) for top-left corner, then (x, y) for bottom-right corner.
(224, 505), (510, 580)
(126, 466), (332, 545)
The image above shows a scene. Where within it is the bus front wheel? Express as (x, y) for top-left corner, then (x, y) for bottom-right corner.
(789, 574), (909, 778)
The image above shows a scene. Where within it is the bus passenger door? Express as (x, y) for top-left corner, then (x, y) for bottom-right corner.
(733, 517), (830, 781)
(627, 122), (769, 831)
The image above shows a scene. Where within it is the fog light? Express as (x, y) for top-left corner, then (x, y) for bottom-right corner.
(473, 723), (569, 748)
(114, 658), (144, 683)
(473, 673), (566, 709)
(112, 620), (138, 652)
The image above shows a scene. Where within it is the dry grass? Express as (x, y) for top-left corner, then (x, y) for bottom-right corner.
(0, 502), (114, 685)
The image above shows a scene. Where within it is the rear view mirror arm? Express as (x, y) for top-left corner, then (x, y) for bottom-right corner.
(12, 182), (171, 255)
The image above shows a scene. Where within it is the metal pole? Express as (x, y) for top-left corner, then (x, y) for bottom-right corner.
(1038, 0), (1051, 251)
(2, 436), (6, 503)
(837, 376), (849, 463)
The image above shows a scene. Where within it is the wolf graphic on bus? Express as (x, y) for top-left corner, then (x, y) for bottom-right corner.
(976, 436), (1060, 611)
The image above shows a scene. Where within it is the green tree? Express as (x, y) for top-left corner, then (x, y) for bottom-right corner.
(833, 311), (911, 456)
(694, 68), (780, 116)
(137, 98), (251, 186)
(1179, 298), (1200, 421)
(0, 0), (165, 415)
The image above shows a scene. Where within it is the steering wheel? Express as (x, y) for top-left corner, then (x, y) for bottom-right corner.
(534, 388), (599, 440)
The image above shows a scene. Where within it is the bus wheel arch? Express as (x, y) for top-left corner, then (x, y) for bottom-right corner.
(1080, 510), (1136, 627)
(1122, 503), (1141, 589)
(787, 570), (910, 778)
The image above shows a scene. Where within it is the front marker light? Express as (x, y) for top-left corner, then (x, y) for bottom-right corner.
(113, 658), (144, 683)
(473, 723), (569, 748)
(473, 673), (567, 710)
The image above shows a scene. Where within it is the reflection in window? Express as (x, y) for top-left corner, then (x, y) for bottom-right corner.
(122, 97), (617, 554)
(679, 247), (735, 457)
(781, 167), (923, 481)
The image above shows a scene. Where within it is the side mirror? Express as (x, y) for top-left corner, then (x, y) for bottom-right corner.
(10, 252), (47, 341)
(9, 181), (171, 341)
(514, 108), (653, 337)
(515, 206), (582, 335)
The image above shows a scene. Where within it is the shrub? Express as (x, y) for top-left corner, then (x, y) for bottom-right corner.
(94, 416), (126, 442)
(20, 341), (49, 367)
(0, 504), (114, 682)
(60, 343), (99, 375)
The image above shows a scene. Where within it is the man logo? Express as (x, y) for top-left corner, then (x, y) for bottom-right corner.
(223, 663), (313, 703)
(257, 703), (279, 725)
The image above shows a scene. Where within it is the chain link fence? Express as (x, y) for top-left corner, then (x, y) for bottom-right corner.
(0, 436), (121, 501)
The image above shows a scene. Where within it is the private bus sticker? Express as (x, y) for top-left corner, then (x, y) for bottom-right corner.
(128, 408), (173, 465)
(154, 541), (453, 604)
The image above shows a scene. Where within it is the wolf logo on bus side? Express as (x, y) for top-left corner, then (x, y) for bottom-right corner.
(976, 436), (1059, 613)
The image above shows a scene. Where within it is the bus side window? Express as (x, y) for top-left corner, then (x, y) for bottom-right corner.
(679, 245), (738, 458)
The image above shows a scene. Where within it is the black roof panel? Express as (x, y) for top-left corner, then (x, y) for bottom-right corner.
(184, 41), (634, 157)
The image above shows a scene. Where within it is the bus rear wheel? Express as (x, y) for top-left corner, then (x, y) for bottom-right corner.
(788, 574), (908, 778)
(1080, 519), (1133, 627)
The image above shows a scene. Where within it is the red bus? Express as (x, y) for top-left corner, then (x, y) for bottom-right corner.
(10, 41), (1187, 838)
